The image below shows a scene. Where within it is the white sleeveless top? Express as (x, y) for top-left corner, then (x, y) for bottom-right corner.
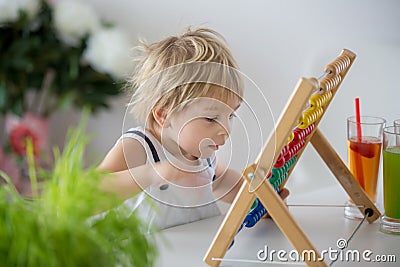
(119, 126), (221, 230)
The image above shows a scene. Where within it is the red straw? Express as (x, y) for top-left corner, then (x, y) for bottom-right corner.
(355, 98), (362, 141)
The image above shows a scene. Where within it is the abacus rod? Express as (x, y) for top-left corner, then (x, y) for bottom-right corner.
(347, 213), (367, 246)
(317, 70), (332, 80)
(329, 213), (367, 266)
(287, 204), (364, 208)
(211, 257), (306, 265)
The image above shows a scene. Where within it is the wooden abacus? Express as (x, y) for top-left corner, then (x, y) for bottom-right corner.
(204, 49), (381, 267)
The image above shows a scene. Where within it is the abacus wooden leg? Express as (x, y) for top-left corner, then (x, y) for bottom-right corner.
(310, 128), (381, 222)
(251, 174), (328, 267)
(203, 173), (256, 267)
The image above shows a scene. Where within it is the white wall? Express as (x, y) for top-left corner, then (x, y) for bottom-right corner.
(57, 0), (399, 198)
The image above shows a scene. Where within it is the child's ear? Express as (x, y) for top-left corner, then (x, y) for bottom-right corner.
(152, 108), (169, 127)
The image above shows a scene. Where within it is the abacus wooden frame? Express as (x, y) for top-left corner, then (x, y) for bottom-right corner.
(203, 49), (380, 267)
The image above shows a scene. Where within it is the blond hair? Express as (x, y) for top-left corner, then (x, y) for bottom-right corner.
(127, 27), (244, 127)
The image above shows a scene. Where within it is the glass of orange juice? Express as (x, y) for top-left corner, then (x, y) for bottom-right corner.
(344, 116), (386, 220)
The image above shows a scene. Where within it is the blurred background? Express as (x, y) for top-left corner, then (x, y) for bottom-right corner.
(1, 0), (399, 202)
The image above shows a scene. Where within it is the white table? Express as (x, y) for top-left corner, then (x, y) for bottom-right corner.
(155, 185), (399, 266)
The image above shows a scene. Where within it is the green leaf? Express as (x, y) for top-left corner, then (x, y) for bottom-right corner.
(0, 83), (7, 112)
(69, 51), (80, 80)
(55, 92), (75, 112)
(11, 99), (24, 116)
(0, 117), (158, 266)
(0, 0), (125, 116)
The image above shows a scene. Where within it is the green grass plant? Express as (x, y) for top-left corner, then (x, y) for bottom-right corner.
(0, 120), (157, 267)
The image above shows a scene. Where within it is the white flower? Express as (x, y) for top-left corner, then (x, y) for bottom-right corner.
(53, 0), (100, 46)
(0, 0), (40, 24)
(83, 27), (133, 79)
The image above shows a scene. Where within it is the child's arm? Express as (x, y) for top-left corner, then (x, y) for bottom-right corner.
(98, 138), (158, 199)
(98, 138), (147, 172)
(100, 161), (212, 200)
(99, 164), (159, 200)
(212, 161), (243, 203)
(98, 138), (209, 200)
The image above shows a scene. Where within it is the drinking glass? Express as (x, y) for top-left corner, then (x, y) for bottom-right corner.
(394, 119), (400, 128)
(380, 126), (400, 234)
(344, 116), (385, 220)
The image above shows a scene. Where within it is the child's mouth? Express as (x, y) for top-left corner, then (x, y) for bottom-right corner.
(209, 145), (219, 150)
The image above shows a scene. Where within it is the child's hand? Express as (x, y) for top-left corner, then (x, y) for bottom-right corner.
(262, 188), (290, 219)
(278, 187), (290, 201)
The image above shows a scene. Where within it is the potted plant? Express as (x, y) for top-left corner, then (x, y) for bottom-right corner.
(0, 120), (158, 266)
(0, 0), (133, 192)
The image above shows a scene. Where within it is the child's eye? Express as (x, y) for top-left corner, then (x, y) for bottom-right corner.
(205, 117), (217, 122)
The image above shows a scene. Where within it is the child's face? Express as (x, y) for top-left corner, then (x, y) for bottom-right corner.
(164, 90), (241, 160)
